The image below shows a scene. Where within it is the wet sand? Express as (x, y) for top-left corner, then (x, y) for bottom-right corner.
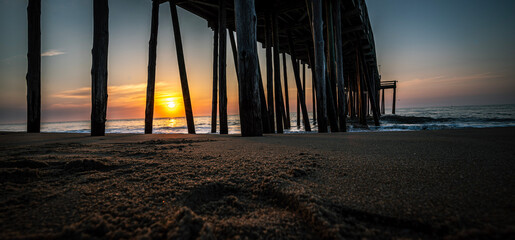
(0, 128), (514, 239)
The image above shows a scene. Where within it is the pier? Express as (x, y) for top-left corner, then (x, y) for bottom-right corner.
(25, 0), (383, 136)
(380, 80), (397, 114)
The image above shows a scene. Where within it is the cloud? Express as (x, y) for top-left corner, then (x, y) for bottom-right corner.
(401, 72), (502, 87)
(41, 49), (66, 57)
(51, 82), (182, 108)
(53, 87), (90, 99)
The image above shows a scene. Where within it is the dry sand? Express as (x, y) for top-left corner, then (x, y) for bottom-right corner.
(0, 128), (514, 239)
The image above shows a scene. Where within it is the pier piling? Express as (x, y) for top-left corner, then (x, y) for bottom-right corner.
(169, 0), (195, 134)
(26, 0), (41, 133)
(218, 0), (228, 134)
(91, 0), (109, 136)
(211, 26), (218, 133)
(234, 0), (262, 136)
(144, 0), (159, 134)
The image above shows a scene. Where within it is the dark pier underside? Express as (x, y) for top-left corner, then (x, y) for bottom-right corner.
(158, 0), (379, 88)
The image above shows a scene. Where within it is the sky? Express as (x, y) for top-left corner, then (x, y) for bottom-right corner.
(1, 0), (514, 124)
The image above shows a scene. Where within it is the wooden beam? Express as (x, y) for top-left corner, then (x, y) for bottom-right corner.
(145, 0), (159, 134)
(26, 0), (41, 133)
(288, 32), (311, 132)
(170, 0), (195, 134)
(234, 0), (262, 136)
(311, 0), (328, 132)
(218, 0), (228, 134)
(211, 26), (218, 133)
(91, 0), (109, 136)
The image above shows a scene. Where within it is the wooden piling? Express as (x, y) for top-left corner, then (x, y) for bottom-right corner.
(26, 0), (41, 133)
(229, 30), (240, 84)
(323, 0), (339, 132)
(362, 64), (380, 126)
(144, 0), (159, 134)
(381, 88), (385, 114)
(282, 53), (290, 129)
(303, 63), (306, 102)
(392, 81), (397, 114)
(301, 62), (306, 128)
(91, 0), (109, 136)
(257, 62), (271, 133)
(325, 74), (340, 132)
(234, 0), (262, 136)
(349, 84), (354, 118)
(218, 0), (228, 134)
(211, 26), (218, 133)
(325, 0), (337, 116)
(272, 12), (283, 133)
(264, 12), (275, 132)
(356, 49), (367, 126)
(312, 70), (317, 124)
(306, 46), (317, 124)
(333, 0), (346, 132)
(311, 0), (328, 132)
(170, 1), (195, 134)
(297, 62), (301, 129)
(288, 33), (311, 132)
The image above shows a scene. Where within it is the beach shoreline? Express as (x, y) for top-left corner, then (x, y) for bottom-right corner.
(1, 128), (514, 238)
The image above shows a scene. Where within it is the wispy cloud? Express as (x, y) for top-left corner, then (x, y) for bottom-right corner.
(53, 87), (90, 99)
(401, 72), (502, 86)
(41, 49), (66, 57)
(51, 82), (181, 108)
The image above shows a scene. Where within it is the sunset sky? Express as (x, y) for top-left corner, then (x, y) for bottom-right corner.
(1, 0), (514, 124)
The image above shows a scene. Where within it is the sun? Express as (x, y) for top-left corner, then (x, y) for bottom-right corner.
(165, 98), (177, 110)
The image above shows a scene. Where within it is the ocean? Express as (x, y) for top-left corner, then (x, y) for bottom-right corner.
(1, 104), (514, 134)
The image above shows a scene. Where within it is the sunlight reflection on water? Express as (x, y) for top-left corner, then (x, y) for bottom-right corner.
(1, 105), (514, 134)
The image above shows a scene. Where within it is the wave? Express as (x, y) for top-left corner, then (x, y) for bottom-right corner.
(380, 115), (515, 124)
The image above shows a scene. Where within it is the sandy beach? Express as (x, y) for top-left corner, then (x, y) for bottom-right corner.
(0, 128), (514, 239)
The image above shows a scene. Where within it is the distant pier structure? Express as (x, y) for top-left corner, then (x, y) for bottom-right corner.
(380, 80), (397, 114)
(25, 0), (386, 136)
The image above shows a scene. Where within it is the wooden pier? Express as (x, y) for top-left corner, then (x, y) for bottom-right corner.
(25, 0), (384, 136)
(380, 80), (397, 114)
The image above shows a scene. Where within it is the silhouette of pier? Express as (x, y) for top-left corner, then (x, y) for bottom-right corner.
(380, 80), (397, 114)
(25, 0), (386, 136)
